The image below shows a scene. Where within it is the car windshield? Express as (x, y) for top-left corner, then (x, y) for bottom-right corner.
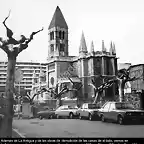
(88, 104), (99, 109)
(43, 108), (49, 110)
(68, 106), (78, 109)
(115, 103), (135, 110)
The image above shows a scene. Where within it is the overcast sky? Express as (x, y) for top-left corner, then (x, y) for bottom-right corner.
(0, 0), (144, 65)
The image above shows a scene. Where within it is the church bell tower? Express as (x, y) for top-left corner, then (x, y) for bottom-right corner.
(48, 6), (69, 58)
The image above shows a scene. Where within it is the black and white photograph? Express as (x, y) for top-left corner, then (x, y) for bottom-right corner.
(0, 0), (144, 142)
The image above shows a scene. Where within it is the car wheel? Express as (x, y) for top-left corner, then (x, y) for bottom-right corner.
(69, 113), (73, 119)
(117, 116), (124, 125)
(50, 115), (53, 119)
(39, 115), (43, 120)
(88, 113), (93, 121)
(101, 115), (105, 122)
(79, 114), (82, 120)
(56, 114), (60, 119)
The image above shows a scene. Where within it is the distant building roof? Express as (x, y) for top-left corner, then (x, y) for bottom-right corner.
(129, 64), (144, 68)
(118, 63), (131, 70)
(48, 6), (68, 29)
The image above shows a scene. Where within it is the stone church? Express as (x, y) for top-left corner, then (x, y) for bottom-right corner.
(33, 6), (118, 104)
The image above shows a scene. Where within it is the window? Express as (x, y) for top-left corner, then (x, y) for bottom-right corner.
(58, 106), (63, 110)
(96, 59), (100, 67)
(50, 44), (54, 52)
(50, 32), (54, 40)
(115, 103), (135, 110)
(82, 104), (85, 109)
(68, 105), (78, 109)
(84, 104), (88, 109)
(103, 103), (110, 110)
(62, 31), (65, 39)
(56, 31), (59, 38)
(109, 103), (116, 111)
(59, 31), (62, 39)
(60, 44), (65, 51)
(88, 104), (100, 109)
(63, 106), (68, 110)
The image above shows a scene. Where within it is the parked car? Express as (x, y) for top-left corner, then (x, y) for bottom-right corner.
(77, 103), (100, 121)
(98, 101), (144, 125)
(37, 107), (55, 120)
(55, 105), (78, 119)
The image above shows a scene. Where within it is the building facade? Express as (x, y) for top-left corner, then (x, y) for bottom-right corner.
(0, 6), (118, 104)
(0, 61), (46, 94)
(41, 6), (118, 103)
(129, 64), (144, 92)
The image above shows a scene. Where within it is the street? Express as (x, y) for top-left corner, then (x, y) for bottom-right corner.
(13, 119), (144, 138)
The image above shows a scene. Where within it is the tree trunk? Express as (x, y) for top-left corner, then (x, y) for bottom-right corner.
(56, 98), (62, 109)
(93, 92), (99, 104)
(0, 53), (16, 137)
(140, 90), (144, 110)
(118, 79), (126, 102)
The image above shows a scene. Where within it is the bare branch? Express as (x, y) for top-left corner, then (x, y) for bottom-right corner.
(93, 92), (99, 104)
(31, 93), (41, 102)
(13, 43), (28, 55)
(0, 45), (10, 54)
(23, 95), (31, 101)
(3, 10), (11, 26)
(128, 75), (141, 82)
(88, 83), (97, 90)
(59, 89), (69, 96)
(77, 84), (83, 91)
(58, 86), (68, 96)
(13, 28), (44, 55)
(67, 77), (74, 86)
(25, 27), (44, 45)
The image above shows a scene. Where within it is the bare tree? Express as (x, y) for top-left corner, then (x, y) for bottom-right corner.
(67, 77), (83, 106)
(0, 11), (43, 137)
(89, 76), (115, 104)
(89, 68), (141, 104)
(117, 68), (139, 102)
(41, 84), (69, 108)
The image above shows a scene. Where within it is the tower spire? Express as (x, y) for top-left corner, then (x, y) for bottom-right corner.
(102, 40), (105, 52)
(79, 31), (87, 54)
(112, 42), (116, 55)
(48, 6), (69, 58)
(109, 41), (113, 54)
(48, 6), (68, 29)
(90, 41), (94, 53)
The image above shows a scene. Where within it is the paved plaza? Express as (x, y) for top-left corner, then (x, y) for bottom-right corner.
(13, 119), (144, 138)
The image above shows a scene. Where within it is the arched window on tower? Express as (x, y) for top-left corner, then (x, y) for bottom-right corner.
(50, 32), (54, 40)
(52, 32), (54, 40)
(62, 31), (65, 40)
(60, 44), (65, 56)
(50, 44), (54, 52)
(60, 44), (65, 51)
(56, 30), (59, 39)
(50, 32), (52, 40)
(59, 31), (62, 39)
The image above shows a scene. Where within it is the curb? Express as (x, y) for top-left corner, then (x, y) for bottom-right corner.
(12, 128), (26, 138)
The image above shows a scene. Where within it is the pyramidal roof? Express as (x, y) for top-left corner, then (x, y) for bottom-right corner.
(79, 31), (87, 53)
(48, 6), (68, 29)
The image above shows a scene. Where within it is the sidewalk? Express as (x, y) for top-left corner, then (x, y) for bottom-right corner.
(12, 128), (25, 138)
(13, 119), (40, 137)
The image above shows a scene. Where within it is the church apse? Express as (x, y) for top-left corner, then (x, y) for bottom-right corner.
(103, 56), (116, 100)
